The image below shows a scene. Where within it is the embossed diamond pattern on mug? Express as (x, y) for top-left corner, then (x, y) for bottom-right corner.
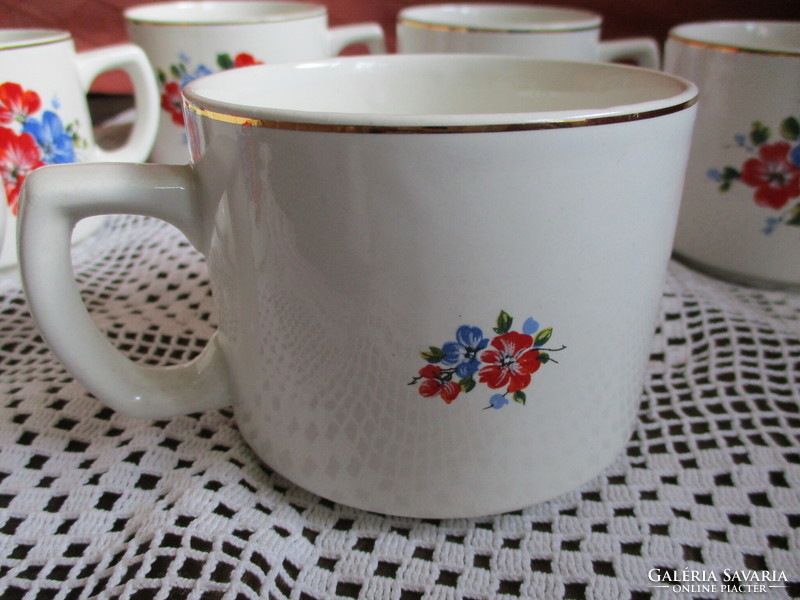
(1, 215), (798, 599)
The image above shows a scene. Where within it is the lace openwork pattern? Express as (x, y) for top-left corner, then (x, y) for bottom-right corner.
(0, 215), (798, 599)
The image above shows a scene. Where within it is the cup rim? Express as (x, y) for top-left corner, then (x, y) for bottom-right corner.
(183, 55), (698, 134)
(124, 0), (326, 26)
(398, 3), (601, 33)
(668, 20), (800, 56)
(0, 29), (71, 50)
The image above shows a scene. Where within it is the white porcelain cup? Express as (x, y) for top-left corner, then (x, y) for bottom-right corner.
(125, 0), (387, 164)
(19, 55), (697, 518)
(0, 29), (159, 268)
(665, 21), (800, 290)
(0, 186), (6, 261)
(397, 3), (659, 68)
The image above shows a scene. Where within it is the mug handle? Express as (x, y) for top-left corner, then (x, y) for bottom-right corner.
(19, 162), (231, 419)
(75, 44), (160, 163)
(328, 23), (387, 55)
(598, 38), (660, 69)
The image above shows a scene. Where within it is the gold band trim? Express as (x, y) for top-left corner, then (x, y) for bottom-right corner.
(0, 31), (70, 51)
(125, 4), (325, 26)
(669, 34), (800, 57)
(126, 12), (324, 26)
(398, 17), (599, 34)
(184, 97), (698, 134)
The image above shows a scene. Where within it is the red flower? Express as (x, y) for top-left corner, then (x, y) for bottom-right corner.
(417, 364), (460, 403)
(0, 127), (45, 215)
(0, 82), (41, 125)
(233, 53), (261, 68)
(478, 331), (541, 393)
(740, 141), (800, 210)
(161, 81), (185, 126)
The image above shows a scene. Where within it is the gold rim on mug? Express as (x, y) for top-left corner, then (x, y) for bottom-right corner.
(0, 30), (71, 51)
(184, 98), (699, 134)
(668, 33), (800, 58)
(125, 2), (326, 26)
(397, 16), (599, 34)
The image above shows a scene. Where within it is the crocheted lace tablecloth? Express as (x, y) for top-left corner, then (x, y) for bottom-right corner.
(0, 215), (798, 600)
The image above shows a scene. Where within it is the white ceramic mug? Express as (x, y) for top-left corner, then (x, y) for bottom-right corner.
(0, 186), (6, 261)
(125, 0), (387, 164)
(397, 3), (659, 68)
(665, 21), (800, 290)
(19, 55), (697, 518)
(0, 29), (159, 268)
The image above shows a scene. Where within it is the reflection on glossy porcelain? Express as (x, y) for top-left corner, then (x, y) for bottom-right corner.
(21, 56), (697, 518)
(396, 3), (659, 68)
(0, 28), (158, 268)
(125, 1), (386, 164)
(186, 90), (695, 516)
(707, 117), (800, 235)
(667, 21), (800, 289)
(157, 51), (263, 129)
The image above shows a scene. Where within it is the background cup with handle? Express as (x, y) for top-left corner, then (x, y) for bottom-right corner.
(19, 55), (696, 518)
(665, 21), (800, 290)
(0, 28), (159, 269)
(397, 3), (659, 67)
(125, 0), (387, 164)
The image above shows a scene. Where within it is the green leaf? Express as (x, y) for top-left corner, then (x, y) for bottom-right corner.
(157, 69), (167, 84)
(539, 353), (550, 364)
(787, 204), (800, 227)
(494, 310), (513, 335)
(750, 121), (770, 146)
(534, 327), (553, 347)
(459, 377), (476, 393)
(722, 166), (740, 180)
(780, 117), (800, 141)
(513, 390), (526, 405)
(170, 64), (181, 79)
(421, 346), (444, 363)
(217, 53), (235, 70)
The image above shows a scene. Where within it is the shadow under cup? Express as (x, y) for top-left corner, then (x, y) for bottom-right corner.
(22, 56), (697, 517)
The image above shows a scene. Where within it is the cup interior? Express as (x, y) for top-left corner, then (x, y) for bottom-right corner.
(0, 29), (70, 50)
(183, 55), (696, 129)
(398, 3), (601, 32)
(670, 21), (800, 54)
(124, 0), (325, 25)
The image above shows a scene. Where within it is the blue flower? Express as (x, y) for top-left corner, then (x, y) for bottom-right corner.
(763, 217), (781, 235)
(790, 144), (800, 168)
(488, 394), (508, 409)
(522, 317), (539, 335)
(180, 64), (213, 88)
(442, 325), (488, 378)
(22, 110), (74, 164)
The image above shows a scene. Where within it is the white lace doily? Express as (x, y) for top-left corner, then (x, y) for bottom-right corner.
(0, 215), (798, 599)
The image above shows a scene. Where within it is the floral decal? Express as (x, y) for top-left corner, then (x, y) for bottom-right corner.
(708, 117), (800, 234)
(0, 81), (87, 214)
(409, 311), (565, 410)
(158, 52), (262, 127)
